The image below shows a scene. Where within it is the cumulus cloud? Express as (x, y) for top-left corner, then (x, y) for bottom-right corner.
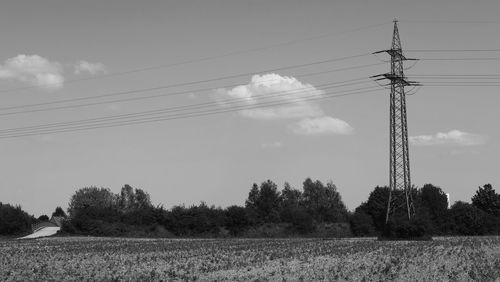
(214, 73), (353, 136)
(74, 60), (107, 75)
(409, 130), (487, 146)
(290, 116), (354, 136)
(214, 73), (324, 120)
(0, 54), (64, 89)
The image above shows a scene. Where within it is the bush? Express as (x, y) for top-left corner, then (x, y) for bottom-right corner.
(315, 222), (351, 238)
(242, 223), (290, 238)
(164, 204), (225, 237)
(225, 206), (251, 236)
(52, 207), (67, 217)
(381, 215), (432, 240)
(350, 210), (376, 236)
(286, 207), (315, 234)
(0, 202), (34, 236)
(38, 215), (49, 221)
(449, 201), (488, 235)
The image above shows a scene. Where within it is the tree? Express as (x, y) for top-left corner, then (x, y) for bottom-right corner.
(117, 185), (152, 214)
(68, 186), (117, 217)
(280, 182), (302, 223)
(302, 178), (349, 223)
(245, 180), (281, 223)
(245, 183), (260, 208)
(449, 201), (488, 235)
(0, 202), (33, 236)
(134, 188), (152, 210)
(472, 184), (500, 216)
(65, 186), (167, 236)
(165, 203), (225, 236)
(286, 207), (314, 234)
(325, 181), (349, 222)
(38, 215), (50, 221)
(417, 184), (449, 232)
(245, 183), (261, 224)
(256, 180), (281, 223)
(302, 178), (323, 220)
(356, 186), (391, 233)
(280, 182), (301, 208)
(225, 206), (251, 235)
(362, 185), (430, 239)
(52, 207), (67, 217)
(119, 184), (136, 212)
(350, 209), (375, 236)
(382, 213), (431, 240)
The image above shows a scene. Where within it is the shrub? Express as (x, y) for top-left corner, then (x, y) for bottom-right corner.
(225, 206), (251, 236)
(449, 201), (488, 235)
(0, 202), (33, 236)
(381, 215), (432, 240)
(38, 215), (49, 221)
(350, 209), (376, 236)
(286, 207), (315, 234)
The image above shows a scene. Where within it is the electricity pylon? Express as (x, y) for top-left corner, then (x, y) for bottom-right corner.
(373, 20), (419, 223)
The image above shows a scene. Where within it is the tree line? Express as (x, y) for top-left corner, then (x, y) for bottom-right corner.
(351, 184), (500, 238)
(1, 180), (499, 237)
(61, 180), (350, 237)
(0, 204), (66, 237)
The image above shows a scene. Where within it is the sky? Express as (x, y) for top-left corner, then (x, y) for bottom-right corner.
(0, 0), (499, 216)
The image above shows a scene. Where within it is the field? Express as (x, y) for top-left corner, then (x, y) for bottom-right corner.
(1, 236), (499, 281)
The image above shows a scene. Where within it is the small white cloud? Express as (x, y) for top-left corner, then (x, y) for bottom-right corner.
(262, 141), (283, 149)
(291, 116), (354, 135)
(410, 130), (487, 146)
(214, 73), (324, 119)
(0, 54), (63, 89)
(74, 60), (107, 75)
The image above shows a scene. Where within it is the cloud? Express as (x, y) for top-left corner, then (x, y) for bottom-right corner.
(409, 130), (487, 146)
(214, 73), (353, 136)
(290, 116), (354, 135)
(0, 54), (64, 89)
(74, 60), (107, 75)
(214, 73), (324, 120)
(261, 141), (283, 149)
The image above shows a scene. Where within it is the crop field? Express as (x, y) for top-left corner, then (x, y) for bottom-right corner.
(0, 236), (499, 281)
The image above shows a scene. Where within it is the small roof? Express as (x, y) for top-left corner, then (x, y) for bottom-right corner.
(50, 216), (65, 227)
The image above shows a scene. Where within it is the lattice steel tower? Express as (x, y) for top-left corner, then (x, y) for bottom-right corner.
(373, 20), (418, 223)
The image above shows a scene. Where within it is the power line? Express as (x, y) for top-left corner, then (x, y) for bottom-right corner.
(0, 88), (383, 138)
(411, 74), (500, 76)
(0, 62), (383, 115)
(412, 74), (500, 84)
(413, 77), (500, 80)
(0, 21), (390, 95)
(407, 49), (500, 52)
(425, 84), (500, 87)
(0, 82), (376, 134)
(0, 78), (372, 121)
(419, 57), (500, 61)
(0, 52), (372, 98)
(400, 20), (500, 24)
(0, 87), (383, 138)
(420, 84), (500, 86)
